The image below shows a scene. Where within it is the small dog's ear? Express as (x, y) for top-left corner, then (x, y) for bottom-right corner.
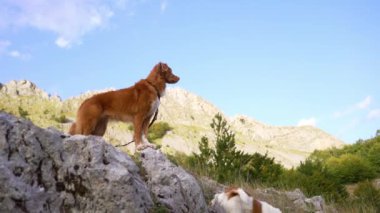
(227, 190), (239, 200)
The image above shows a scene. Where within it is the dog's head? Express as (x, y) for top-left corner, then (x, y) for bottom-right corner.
(157, 62), (180, 84)
(210, 188), (254, 213)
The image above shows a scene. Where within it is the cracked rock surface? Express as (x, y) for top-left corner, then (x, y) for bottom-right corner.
(141, 148), (208, 213)
(0, 112), (153, 212)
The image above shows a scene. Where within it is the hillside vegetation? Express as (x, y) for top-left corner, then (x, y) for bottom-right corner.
(170, 113), (380, 212)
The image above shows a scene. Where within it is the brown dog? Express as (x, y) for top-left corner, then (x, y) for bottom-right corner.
(69, 62), (180, 150)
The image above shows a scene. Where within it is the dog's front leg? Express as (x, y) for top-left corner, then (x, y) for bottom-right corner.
(134, 115), (156, 151)
(141, 116), (156, 149)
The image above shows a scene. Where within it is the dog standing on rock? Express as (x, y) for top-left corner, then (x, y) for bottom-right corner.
(69, 62), (180, 151)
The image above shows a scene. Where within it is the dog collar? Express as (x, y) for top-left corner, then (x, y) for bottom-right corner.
(146, 80), (161, 99)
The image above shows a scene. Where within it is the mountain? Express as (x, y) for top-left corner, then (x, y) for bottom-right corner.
(0, 80), (344, 168)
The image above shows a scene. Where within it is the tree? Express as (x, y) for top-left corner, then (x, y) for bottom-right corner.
(194, 113), (283, 183)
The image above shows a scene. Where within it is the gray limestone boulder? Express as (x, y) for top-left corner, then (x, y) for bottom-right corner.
(0, 112), (153, 212)
(140, 148), (208, 213)
(286, 188), (325, 212)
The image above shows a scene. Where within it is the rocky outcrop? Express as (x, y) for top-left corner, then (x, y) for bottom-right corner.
(0, 112), (208, 212)
(0, 112), (153, 212)
(0, 80), (60, 101)
(284, 189), (325, 212)
(141, 148), (208, 213)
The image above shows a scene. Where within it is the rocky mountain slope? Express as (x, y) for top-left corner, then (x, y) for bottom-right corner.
(0, 80), (344, 168)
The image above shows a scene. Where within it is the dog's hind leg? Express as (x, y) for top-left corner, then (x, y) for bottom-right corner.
(77, 118), (97, 135)
(93, 117), (108, 136)
(69, 123), (76, 135)
(76, 103), (103, 135)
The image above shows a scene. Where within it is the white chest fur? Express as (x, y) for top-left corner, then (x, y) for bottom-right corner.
(150, 98), (160, 116)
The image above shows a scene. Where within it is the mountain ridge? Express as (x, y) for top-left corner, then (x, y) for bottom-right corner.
(0, 80), (344, 168)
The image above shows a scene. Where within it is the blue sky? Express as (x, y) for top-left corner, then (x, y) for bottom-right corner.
(1, 0), (379, 143)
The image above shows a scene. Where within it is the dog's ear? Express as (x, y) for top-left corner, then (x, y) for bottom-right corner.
(226, 190), (239, 200)
(159, 62), (169, 73)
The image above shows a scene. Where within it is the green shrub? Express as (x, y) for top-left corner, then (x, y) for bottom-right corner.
(52, 114), (68, 123)
(368, 143), (380, 173)
(241, 152), (283, 183)
(281, 159), (348, 201)
(127, 124), (134, 131)
(18, 106), (29, 118)
(309, 130), (380, 178)
(326, 154), (376, 184)
(148, 122), (172, 141)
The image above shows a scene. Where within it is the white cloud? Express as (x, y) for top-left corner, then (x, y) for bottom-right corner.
(333, 96), (373, 118)
(9, 50), (21, 58)
(55, 37), (71, 48)
(356, 96), (372, 109)
(297, 117), (317, 127)
(8, 50), (31, 60)
(0, 0), (120, 48)
(0, 40), (30, 60)
(160, 0), (168, 13)
(368, 109), (380, 120)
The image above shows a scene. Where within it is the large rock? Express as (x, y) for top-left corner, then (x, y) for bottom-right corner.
(0, 112), (153, 212)
(141, 148), (208, 213)
(285, 189), (325, 212)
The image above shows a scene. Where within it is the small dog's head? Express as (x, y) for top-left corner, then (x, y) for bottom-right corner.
(157, 62), (180, 84)
(210, 188), (253, 213)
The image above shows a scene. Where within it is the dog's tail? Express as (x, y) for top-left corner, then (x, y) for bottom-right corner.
(69, 122), (76, 135)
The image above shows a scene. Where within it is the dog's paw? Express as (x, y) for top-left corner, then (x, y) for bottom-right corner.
(136, 143), (157, 151)
(136, 144), (147, 151)
(146, 142), (156, 149)
(143, 142), (157, 150)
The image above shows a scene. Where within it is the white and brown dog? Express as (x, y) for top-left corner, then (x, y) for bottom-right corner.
(69, 62), (180, 151)
(211, 187), (281, 213)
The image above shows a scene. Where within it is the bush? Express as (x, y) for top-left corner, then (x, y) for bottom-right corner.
(52, 114), (68, 123)
(326, 154), (376, 184)
(148, 122), (172, 141)
(280, 159), (348, 201)
(368, 143), (380, 173)
(241, 152), (283, 183)
(18, 106), (29, 118)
